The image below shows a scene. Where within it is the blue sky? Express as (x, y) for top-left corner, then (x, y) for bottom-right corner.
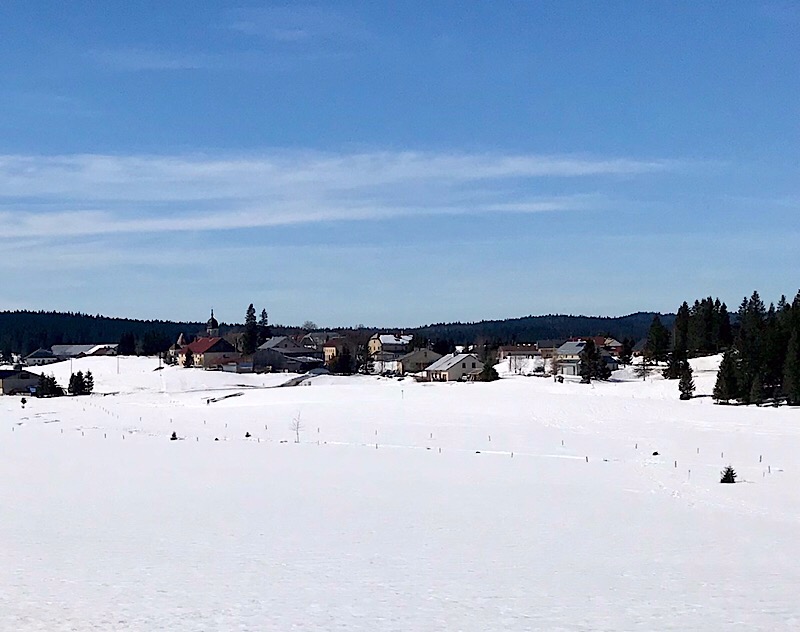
(0, 1), (798, 327)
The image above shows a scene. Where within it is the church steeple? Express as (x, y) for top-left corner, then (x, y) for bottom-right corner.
(206, 309), (219, 337)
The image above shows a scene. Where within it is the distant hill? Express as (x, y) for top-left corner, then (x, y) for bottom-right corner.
(410, 312), (676, 345)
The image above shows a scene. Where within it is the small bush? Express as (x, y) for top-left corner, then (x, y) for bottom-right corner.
(170, 431), (178, 441)
(720, 465), (737, 484)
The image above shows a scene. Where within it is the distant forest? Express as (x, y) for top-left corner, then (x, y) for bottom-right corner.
(0, 311), (203, 356)
(0, 309), (673, 357)
(411, 312), (676, 346)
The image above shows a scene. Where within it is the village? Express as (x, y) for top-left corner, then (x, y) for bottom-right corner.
(0, 309), (643, 396)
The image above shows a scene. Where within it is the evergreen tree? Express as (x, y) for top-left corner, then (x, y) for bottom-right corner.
(257, 309), (271, 346)
(578, 339), (611, 383)
(761, 304), (787, 400)
(713, 349), (739, 403)
(735, 291), (766, 403)
(718, 302), (733, 349)
(579, 340), (594, 383)
(478, 361), (500, 382)
(720, 465), (737, 484)
(184, 348), (194, 367)
(678, 361), (695, 400)
(36, 373), (63, 397)
(85, 370), (94, 394)
(619, 338), (633, 365)
(241, 304), (258, 355)
(328, 346), (354, 375)
(783, 330), (800, 405)
(68, 372), (79, 395)
(664, 302), (690, 379)
(645, 315), (670, 363)
(68, 371), (87, 395)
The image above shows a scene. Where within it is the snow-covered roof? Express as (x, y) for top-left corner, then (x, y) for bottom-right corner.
(52, 344), (117, 357)
(556, 341), (586, 356)
(375, 334), (412, 346)
(424, 353), (481, 372)
(258, 336), (302, 350)
(25, 348), (56, 359)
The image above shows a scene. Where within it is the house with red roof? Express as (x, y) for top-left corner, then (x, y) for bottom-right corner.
(176, 336), (238, 369)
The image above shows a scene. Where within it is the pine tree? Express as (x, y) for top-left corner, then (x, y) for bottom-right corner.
(68, 372), (78, 395)
(241, 304), (258, 355)
(713, 349), (738, 403)
(85, 370), (94, 394)
(678, 361), (695, 400)
(257, 309), (271, 346)
(720, 465), (737, 484)
(783, 330), (800, 405)
(735, 291), (767, 403)
(645, 315), (670, 363)
(68, 371), (87, 395)
(619, 338), (633, 365)
(579, 339), (595, 383)
(718, 302), (733, 349)
(184, 348), (194, 367)
(664, 303), (690, 379)
(578, 339), (611, 383)
(478, 362), (500, 382)
(334, 345), (353, 375)
(37, 374), (63, 397)
(762, 304), (787, 400)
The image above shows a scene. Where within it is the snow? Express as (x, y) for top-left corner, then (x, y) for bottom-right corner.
(2, 355), (800, 630)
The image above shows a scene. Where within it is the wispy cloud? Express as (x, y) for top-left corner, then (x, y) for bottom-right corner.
(227, 6), (372, 44)
(0, 150), (676, 240)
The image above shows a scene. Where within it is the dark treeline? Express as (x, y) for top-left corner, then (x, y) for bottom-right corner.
(0, 311), (204, 356)
(659, 291), (800, 406)
(412, 312), (674, 347)
(659, 297), (734, 375)
(711, 291), (800, 405)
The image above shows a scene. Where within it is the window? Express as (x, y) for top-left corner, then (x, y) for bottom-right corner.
(461, 363), (465, 368)
(472, 362), (476, 368)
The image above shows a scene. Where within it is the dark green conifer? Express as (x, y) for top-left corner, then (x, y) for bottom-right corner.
(713, 349), (739, 403)
(678, 361), (694, 400)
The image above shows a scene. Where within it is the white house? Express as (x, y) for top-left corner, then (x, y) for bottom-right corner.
(424, 353), (484, 382)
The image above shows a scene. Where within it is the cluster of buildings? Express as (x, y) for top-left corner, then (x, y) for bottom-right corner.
(0, 311), (631, 395)
(498, 336), (624, 376)
(163, 312), (490, 381)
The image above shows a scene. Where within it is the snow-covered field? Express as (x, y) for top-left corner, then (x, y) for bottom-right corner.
(2, 356), (799, 630)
